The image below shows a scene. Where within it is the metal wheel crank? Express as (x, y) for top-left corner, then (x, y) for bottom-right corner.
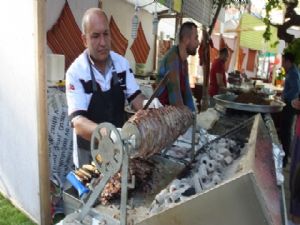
(77, 123), (124, 222)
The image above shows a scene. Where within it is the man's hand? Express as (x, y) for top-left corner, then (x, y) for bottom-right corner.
(72, 115), (98, 141)
(143, 98), (163, 109)
(131, 93), (146, 111)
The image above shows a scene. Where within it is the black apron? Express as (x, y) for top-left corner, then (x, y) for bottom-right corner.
(77, 57), (126, 150)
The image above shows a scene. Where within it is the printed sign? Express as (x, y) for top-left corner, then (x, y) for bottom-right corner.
(47, 88), (73, 187)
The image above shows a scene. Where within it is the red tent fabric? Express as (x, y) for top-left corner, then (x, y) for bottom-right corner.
(220, 37), (226, 50)
(130, 22), (150, 64)
(224, 46), (233, 72)
(210, 47), (218, 64)
(247, 49), (257, 71)
(109, 16), (128, 56)
(47, 2), (85, 70)
(237, 48), (246, 71)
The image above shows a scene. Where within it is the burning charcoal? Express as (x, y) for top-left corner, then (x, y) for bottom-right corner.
(169, 179), (181, 192)
(214, 153), (225, 163)
(202, 182), (214, 190)
(200, 154), (210, 165)
(230, 147), (241, 159)
(198, 164), (208, 184)
(164, 196), (173, 205)
(206, 160), (216, 173)
(174, 198), (181, 203)
(181, 187), (196, 197)
(154, 189), (168, 205)
(149, 203), (163, 215)
(169, 191), (181, 203)
(224, 156), (233, 165)
(218, 147), (231, 157)
(212, 173), (222, 185)
(193, 174), (202, 193)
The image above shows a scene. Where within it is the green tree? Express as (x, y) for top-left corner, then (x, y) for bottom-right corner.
(284, 38), (300, 65)
(263, 0), (300, 43)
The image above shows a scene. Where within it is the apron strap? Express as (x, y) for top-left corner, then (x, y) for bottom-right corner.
(87, 53), (120, 92)
(87, 54), (98, 93)
(111, 69), (119, 86)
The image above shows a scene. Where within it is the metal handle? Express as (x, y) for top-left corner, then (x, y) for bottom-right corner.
(143, 70), (170, 110)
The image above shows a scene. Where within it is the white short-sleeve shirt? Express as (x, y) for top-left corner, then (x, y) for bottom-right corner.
(66, 50), (141, 120)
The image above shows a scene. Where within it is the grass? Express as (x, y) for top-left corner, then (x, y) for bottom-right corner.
(0, 193), (36, 225)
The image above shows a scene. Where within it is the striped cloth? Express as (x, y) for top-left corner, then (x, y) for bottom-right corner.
(47, 2), (85, 69)
(109, 16), (128, 56)
(130, 22), (150, 64)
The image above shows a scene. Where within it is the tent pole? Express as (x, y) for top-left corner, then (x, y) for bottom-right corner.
(35, 0), (51, 224)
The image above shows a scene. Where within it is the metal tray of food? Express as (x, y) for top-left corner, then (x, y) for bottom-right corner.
(213, 94), (285, 113)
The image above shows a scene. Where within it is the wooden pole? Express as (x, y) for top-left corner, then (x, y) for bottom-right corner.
(199, 1), (223, 111)
(152, 33), (158, 72)
(35, 0), (51, 224)
(209, 1), (223, 36)
(98, 0), (103, 9)
(200, 27), (210, 111)
(175, 13), (183, 39)
(233, 24), (241, 71)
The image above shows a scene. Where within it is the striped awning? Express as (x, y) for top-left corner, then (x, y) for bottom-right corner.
(47, 2), (85, 70)
(109, 16), (128, 56)
(130, 22), (150, 64)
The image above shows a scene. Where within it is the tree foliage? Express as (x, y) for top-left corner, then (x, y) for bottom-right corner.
(284, 38), (300, 65)
(263, 0), (300, 43)
(263, 0), (282, 41)
(213, 0), (250, 7)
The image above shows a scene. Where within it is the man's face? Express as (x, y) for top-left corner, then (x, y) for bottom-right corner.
(186, 27), (199, 56)
(82, 13), (111, 64)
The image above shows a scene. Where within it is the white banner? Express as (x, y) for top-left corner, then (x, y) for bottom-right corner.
(48, 88), (73, 187)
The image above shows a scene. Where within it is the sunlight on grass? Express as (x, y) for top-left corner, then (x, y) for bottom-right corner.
(0, 194), (36, 225)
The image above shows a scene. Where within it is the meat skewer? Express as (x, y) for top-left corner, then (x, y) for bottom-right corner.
(122, 105), (193, 159)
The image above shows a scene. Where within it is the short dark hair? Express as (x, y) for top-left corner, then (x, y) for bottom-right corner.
(219, 48), (228, 56)
(179, 22), (197, 42)
(283, 52), (295, 63)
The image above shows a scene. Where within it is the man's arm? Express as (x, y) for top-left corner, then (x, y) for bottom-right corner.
(72, 116), (98, 141)
(131, 93), (146, 111)
(66, 63), (97, 141)
(216, 72), (227, 94)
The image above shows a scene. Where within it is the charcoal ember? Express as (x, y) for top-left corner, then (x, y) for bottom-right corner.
(125, 105), (193, 159)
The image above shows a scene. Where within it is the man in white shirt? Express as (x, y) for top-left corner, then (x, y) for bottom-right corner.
(66, 8), (145, 167)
